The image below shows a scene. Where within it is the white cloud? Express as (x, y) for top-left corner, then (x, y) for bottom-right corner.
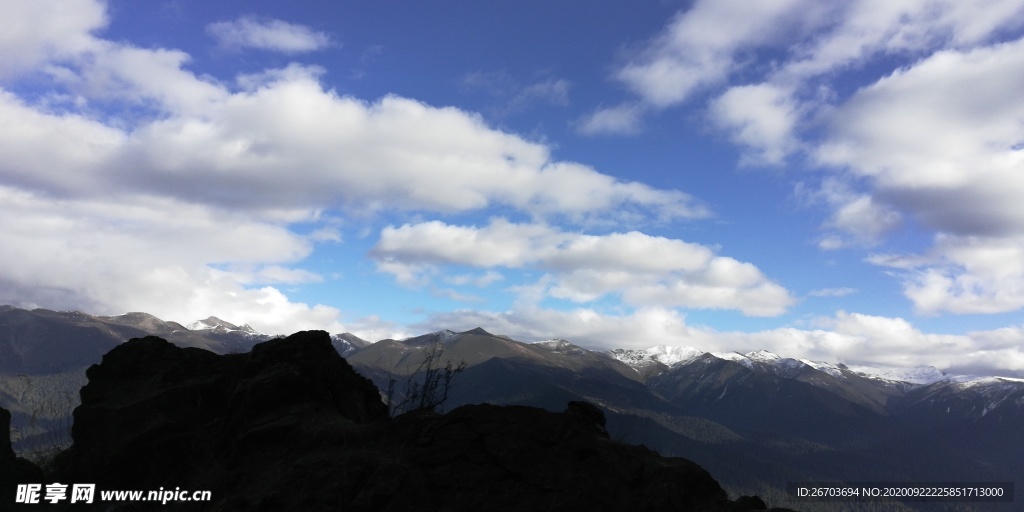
(800, 178), (902, 246)
(816, 236), (845, 251)
(818, 39), (1024, 236)
(828, 195), (901, 242)
(207, 16), (333, 53)
(444, 271), (505, 288)
(872, 234), (1024, 315)
(615, 0), (820, 107)
(709, 84), (802, 165)
(371, 219), (795, 316)
(90, 69), (704, 221)
(0, 185), (342, 335)
(0, 0), (711, 338)
(608, 0), (1024, 320)
(372, 219), (564, 269)
(615, 0), (1024, 110)
(575, 103), (645, 136)
(781, 0), (1024, 80)
(815, 311), (1024, 374)
(344, 315), (415, 343)
(0, 0), (105, 77)
(76, 43), (228, 116)
(819, 39), (1024, 313)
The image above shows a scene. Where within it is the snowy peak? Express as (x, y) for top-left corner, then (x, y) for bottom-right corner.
(745, 349), (781, 362)
(711, 350), (807, 374)
(186, 316), (260, 335)
(710, 351), (751, 368)
(946, 375), (1024, 390)
(187, 316), (236, 331)
(610, 344), (1016, 390)
(401, 329), (461, 346)
(798, 359), (845, 378)
(610, 345), (705, 370)
(846, 365), (948, 386)
(648, 345), (705, 366)
(531, 339), (588, 355)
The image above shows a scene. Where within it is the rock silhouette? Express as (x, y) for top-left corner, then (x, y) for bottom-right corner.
(40, 331), (792, 511)
(1, 407), (44, 509)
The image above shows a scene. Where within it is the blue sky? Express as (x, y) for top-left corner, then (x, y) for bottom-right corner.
(3, 0), (1024, 376)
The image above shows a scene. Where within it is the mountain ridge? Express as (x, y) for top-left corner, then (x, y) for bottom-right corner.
(2, 306), (1021, 511)
(5, 331), (793, 511)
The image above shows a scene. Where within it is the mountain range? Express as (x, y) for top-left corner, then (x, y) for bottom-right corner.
(1, 306), (1021, 511)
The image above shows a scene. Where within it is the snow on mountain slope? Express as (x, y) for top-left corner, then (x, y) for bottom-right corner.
(185, 316), (260, 335)
(610, 345), (704, 369)
(531, 339), (589, 356)
(797, 359), (845, 378)
(612, 345), (972, 389)
(845, 364), (947, 386)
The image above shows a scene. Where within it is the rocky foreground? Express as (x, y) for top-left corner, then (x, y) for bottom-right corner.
(3, 331), (794, 511)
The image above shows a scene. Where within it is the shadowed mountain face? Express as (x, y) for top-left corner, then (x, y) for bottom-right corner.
(1, 406), (43, 504)
(351, 329), (1023, 511)
(12, 331), (790, 512)
(0, 306), (274, 375)
(0, 307), (278, 456)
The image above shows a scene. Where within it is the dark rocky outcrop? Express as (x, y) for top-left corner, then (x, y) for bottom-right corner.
(49, 331), (791, 511)
(1, 406), (44, 508)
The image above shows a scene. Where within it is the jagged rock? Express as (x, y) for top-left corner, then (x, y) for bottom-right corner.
(56, 331), (386, 489)
(1, 406), (44, 508)
(52, 331), (791, 511)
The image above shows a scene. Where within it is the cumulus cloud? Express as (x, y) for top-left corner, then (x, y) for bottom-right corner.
(0, 0), (713, 334)
(5, 61), (706, 221)
(0, 0), (105, 76)
(797, 178), (902, 248)
(605, 0), (1024, 318)
(0, 184), (341, 335)
(709, 84), (802, 166)
(780, 0), (1024, 80)
(815, 311), (1024, 375)
(615, 0), (819, 107)
(207, 16), (333, 53)
(821, 39), (1024, 312)
(870, 235), (1024, 315)
(615, 0), (1024, 109)
(371, 219), (795, 316)
(817, 39), (1024, 237)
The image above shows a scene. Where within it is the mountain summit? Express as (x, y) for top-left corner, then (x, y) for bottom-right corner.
(185, 316), (260, 335)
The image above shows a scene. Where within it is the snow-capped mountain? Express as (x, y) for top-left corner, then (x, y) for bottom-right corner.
(612, 344), (705, 367)
(331, 332), (371, 357)
(400, 329), (462, 346)
(612, 344), (1018, 392)
(185, 316), (262, 335)
(845, 364), (948, 385)
(531, 338), (590, 356)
